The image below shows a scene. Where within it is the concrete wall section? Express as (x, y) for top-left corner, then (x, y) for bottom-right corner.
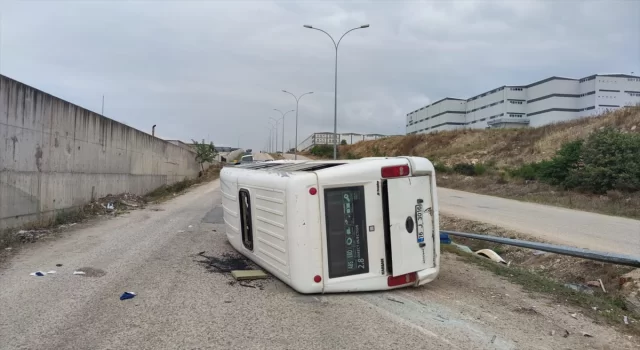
(0, 75), (201, 230)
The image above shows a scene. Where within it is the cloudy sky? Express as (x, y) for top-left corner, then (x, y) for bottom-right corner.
(1, 0), (638, 151)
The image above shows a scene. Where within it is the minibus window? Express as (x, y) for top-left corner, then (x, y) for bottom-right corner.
(239, 189), (253, 250)
(324, 186), (369, 278)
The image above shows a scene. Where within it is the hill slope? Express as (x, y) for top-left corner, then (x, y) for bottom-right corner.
(307, 106), (640, 218)
(339, 106), (639, 166)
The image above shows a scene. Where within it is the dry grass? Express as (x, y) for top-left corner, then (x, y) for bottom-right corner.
(438, 174), (640, 219)
(340, 106), (640, 167)
(441, 214), (640, 335)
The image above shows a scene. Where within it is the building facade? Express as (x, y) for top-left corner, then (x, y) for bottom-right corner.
(298, 132), (389, 151)
(406, 74), (640, 134)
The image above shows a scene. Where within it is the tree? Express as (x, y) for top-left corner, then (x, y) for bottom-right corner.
(340, 139), (348, 145)
(191, 139), (218, 172)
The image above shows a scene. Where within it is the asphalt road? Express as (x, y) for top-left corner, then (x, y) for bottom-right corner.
(1, 180), (636, 349)
(438, 188), (640, 256)
(252, 152), (273, 161)
(281, 152), (309, 160)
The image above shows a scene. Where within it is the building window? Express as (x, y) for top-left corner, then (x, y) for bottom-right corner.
(239, 189), (253, 251)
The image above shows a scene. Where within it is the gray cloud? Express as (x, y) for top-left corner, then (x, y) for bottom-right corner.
(1, 0), (638, 150)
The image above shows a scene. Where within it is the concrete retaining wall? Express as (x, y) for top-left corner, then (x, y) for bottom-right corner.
(0, 75), (201, 230)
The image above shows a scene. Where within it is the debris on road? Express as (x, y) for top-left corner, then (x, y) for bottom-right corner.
(30, 271), (46, 277)
(188, 225), (193, 228)
(586, 280), (601, 287)
(564, 283), (595, 295)
(598, 278), (607, 293)
(85, 193), (146, 216)
(563, 330), (570, 338)
(549, 330), (556, 336)
(570, 313), (578, 319)
(475, 249), (507, 264)
(624, 316), (629, 325)
(198, 252), (270, 290)
(582, 332), (593, 337)
(387, 297), (404, 304)
(15, 229), (52, 243)
(47, 270), (56, 274)
(120, 291), (136, 300)
(452, 242), (473, 254)
(56, 263), (63, 267)
(73, 271), (86, 275)
(231, 270), (268, 281)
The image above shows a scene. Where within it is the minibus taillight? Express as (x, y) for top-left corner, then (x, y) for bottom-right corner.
(387, 272), (417, 287)
(381, 164), (410, 178)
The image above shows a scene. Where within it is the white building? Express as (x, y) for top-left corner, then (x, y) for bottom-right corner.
(297, 132), (389, 151)
(406, 74), (640, 134)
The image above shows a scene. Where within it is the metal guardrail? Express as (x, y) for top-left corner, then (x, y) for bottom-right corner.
(441, 230), (640, 268)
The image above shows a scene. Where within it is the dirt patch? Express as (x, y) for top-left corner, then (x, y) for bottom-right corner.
(440, 214), (640, 336)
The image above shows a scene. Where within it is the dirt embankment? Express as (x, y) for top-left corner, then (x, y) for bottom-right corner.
(337, 107), (639, 167)
(305, 107), (640, 218)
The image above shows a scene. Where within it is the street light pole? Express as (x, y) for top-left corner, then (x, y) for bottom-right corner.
(274, 108), (294, 153)
(282, 90), (313, 160)
(269, 117), (281, 153)
(303, 24), (369, 160)
(268, 121), (277, 153)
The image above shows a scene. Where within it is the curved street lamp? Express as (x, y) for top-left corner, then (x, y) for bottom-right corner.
(273, 108), (294, 153)
(282, 90), (313, 160)
(303, 24), (369, 160)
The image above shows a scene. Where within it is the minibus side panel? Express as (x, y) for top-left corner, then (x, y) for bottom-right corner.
(286, 173), (324, 294)
(236, 171), (290, 284)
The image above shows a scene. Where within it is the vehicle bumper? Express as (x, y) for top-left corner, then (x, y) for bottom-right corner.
(415, 267), (439, 286)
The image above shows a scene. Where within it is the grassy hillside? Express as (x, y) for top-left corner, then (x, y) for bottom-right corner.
(338, 106), (639, 166)
(307, 106), (640, 218)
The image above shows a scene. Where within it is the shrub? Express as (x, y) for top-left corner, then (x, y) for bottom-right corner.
(433, 162), (451, 173)
(510, 127), (640, 194)
(345, 152), (359, 159)
(340, 139), (347, 145)
(309, 145), (334, 158)
(577, 127), (640, 193)
(453, 163), (476, 176)
(474, 163), (488, 176)
(510, 163), (543, 180)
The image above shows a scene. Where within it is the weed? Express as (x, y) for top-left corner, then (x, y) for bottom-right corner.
(443, 246), (640, 336)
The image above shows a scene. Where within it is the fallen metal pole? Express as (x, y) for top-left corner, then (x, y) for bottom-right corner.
(441, 230), (640, 268)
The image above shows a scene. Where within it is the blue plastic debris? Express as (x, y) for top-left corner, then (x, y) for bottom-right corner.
(30, 271), (46, 277)
(440, 232), (451, 245)
(120, 292), (136, 300)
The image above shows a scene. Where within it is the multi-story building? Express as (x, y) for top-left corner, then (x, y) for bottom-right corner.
(406, 74), (640, 134)
(297, 132), (389, 151)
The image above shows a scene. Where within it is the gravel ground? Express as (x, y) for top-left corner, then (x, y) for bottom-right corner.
(0, 180), (637, 349)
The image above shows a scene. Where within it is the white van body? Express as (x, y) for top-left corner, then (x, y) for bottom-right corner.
(219, 156), (440, 294)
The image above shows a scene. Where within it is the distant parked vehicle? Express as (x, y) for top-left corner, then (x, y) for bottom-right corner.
(240, 155), (254, 164)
